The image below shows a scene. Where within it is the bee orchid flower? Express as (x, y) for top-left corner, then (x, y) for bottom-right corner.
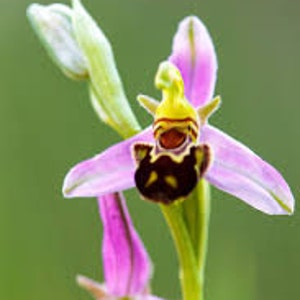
(63, 15), (294, 215)
(77, 192), (162, 300)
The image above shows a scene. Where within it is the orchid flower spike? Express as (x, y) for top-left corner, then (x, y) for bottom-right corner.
(77, 193), (163, 300)
(63, 14), (294, 215)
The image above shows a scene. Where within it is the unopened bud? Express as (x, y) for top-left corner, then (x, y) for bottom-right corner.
(27, 3), (88, 80)
(72, 0), (140, 138)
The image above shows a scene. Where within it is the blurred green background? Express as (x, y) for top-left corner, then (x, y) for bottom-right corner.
(0, 0), (299, 299)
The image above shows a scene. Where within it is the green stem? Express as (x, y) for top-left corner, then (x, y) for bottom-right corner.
(183, 180), (211, 283)
(160, 203), (202, 300)
(160, 180), (211, 300)
(198, 181), (210, 282)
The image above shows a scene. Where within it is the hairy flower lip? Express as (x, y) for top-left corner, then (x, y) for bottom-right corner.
(62, 15), (294, 215)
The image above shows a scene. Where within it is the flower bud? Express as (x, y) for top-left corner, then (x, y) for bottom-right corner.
(27, 3), (88, 80)
(71, 0), (140, 138)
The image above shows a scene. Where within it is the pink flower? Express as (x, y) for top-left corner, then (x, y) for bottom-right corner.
(77, 193), (162, 300)
(63, 16), (294, 215)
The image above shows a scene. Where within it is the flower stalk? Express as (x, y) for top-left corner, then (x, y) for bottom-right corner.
(161, 202), (203, 300)
(183, 180), (210, 279)
(159, 180), (210, 300)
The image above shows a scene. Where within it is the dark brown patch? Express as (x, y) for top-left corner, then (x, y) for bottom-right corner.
(132, 143), (153, 164)
(133, 143), (210, 204)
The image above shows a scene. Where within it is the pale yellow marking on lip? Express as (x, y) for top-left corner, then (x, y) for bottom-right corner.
(145, 171), (158, 188)
(164, 175), (178, 189)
